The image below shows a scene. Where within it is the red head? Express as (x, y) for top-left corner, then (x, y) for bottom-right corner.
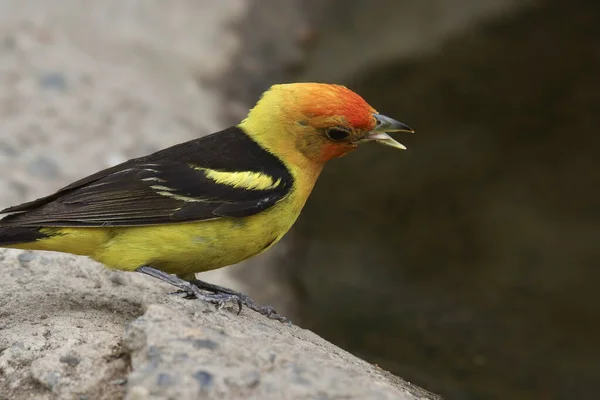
(297, 84), (378, 131)
(240, 83), (412, 166)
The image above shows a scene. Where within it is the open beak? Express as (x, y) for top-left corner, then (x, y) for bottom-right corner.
(361, 113), (414, 150)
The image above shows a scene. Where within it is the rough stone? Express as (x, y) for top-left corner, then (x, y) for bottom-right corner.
(123, 301), (435, 400)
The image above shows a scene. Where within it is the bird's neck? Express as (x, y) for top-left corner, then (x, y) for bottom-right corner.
(238, 113), (323, 207)
(239, 103), (324, 174)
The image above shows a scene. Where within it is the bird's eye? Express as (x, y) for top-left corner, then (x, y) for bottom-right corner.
(325, 127), (351, 142)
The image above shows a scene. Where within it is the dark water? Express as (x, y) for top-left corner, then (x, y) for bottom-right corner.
(290, 1), (600, 398)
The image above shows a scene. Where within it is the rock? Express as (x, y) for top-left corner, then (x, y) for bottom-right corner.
(0, 247), (437, 399)
(37, 72), (68, 92)
(59, 353), (81, 367)
(16, 251), (36, 265)
(30, 363), (62, 392)
(109, 271), (130, 286)
(0, 250), (157, 399)
(25, 156), (61, 179)
(123, 302), (436, 400)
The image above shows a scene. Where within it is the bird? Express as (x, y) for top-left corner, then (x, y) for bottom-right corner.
(0, 82), (413, 322)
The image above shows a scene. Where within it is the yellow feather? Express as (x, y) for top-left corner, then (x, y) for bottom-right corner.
(9, 195), (300, 275)
(155, 191), (204, 202)
(192, 166), (281, 191)
(6, 85), (325, 276)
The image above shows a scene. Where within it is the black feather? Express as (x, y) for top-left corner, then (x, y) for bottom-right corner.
(0, 227), (49, 245)
(0, 127), (294, 227)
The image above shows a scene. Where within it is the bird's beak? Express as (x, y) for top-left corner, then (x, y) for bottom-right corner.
(360, 114), (414, 150)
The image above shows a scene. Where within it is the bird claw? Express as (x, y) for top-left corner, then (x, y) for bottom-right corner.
(136, 267), (288, 322)
(228, 294), (289, 323)
(168, 290), (194, 299)
(187, 285), (289, 323)
(208, 293), (242, 314)
(179, 290), (243, 315)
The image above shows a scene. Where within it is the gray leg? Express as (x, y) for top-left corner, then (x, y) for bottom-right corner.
(187, 278), (289, 323)
(135, 266), (242, 313)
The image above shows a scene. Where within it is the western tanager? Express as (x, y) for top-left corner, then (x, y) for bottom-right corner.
(0, 83), (412, 322)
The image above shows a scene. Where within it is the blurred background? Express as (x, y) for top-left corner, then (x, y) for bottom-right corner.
(1, 0), (598, 399)
(229, 0), (600, 399)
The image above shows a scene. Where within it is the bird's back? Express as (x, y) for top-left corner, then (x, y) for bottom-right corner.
(0, 126), (306, 273)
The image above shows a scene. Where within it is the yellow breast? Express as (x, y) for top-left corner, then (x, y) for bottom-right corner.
(92, 192), (304, 274)
(13, 165), (319, 276)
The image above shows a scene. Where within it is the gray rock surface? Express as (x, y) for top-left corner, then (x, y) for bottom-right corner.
(0, 250), (437, 399)
(0, 250), (165, 399)
(0, 1), (438, 399)
(123, 300), (435, 400)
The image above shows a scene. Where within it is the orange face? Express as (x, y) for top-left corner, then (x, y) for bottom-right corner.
(301, 84), (378, 131)
(242, 82), (412, 167)
(283, 84), (380, 162)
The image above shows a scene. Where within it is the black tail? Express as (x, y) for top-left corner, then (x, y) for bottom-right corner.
(0, 227), (47, 246)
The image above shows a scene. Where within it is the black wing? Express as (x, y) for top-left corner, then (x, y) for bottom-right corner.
(0, 127), (294, 227)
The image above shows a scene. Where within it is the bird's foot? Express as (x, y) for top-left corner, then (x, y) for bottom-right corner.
(137, 266), (241, 312)
(187, 279), (290, 323)
(177, 284), (242, 312)
(168, 289), (195, 299)
(135, 266), (289, 323)
(231, 293), (288, 323)
(172, 286), (289, 323)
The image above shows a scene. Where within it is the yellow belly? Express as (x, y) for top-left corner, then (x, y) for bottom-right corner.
(7, 158), (323, 276)
(10, 197), (302, 275)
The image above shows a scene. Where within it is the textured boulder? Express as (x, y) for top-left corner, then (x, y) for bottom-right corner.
(0, 249), (438, 400)
(123, 300), (436, 400)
